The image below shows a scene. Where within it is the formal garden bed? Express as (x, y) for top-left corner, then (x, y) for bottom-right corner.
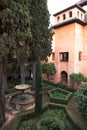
(48, 88), (72, 104)
(3, 79), (87, 130)
(10, 103), (81, 130)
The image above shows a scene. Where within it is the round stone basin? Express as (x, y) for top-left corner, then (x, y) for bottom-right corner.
(15, 84), (30, 91)
(11, 93), (34, 105)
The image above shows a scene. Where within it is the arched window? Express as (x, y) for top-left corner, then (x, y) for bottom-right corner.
(63, 14), (66, 20)
(57, 16), (60, 22)
(81, 13), (83, 19)
(77, 11), (79, 18)
(69, 11), (72, 17)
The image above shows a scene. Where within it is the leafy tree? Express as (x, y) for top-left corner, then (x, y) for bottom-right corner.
(0, 0), (15, 125)
(29, 0), (52, 114)
(29, 0), (52, 86)
(42, 62), (56, 80)
(0, 0), (32, 86)
(11, 0), (32, 84)
(0, 0), (31, 126)
(29, 0), (52, 59)
(70, 72), (84, 85)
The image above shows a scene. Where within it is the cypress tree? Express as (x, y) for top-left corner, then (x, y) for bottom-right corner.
(29, 0), (52, 114)
(35, 57), (43, 114)
(29, 0), (52, 59)
(0, 0), (31, 126)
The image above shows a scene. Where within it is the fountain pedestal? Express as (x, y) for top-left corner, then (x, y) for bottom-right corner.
(15, 84), (30, 100)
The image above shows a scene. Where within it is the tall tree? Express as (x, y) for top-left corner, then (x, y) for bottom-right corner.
(11, 0), (32, 84)
(0, 55), (5, 127)
(0, 0), (31, 126)
(29, 0), (52, 114)
(29, 0), (52, 60)
(35, 57), (43, 114)
(0, 0), (15, 126)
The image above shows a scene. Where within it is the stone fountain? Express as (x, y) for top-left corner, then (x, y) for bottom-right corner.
(15, 84), (30, 100)
(6, 84), (35, 114)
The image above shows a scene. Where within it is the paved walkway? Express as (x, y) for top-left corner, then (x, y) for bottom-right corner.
(68, 95), (87, 130)
(1, 112), (16, 130)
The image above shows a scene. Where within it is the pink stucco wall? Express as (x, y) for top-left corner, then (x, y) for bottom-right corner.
(53, 7), (87, 83)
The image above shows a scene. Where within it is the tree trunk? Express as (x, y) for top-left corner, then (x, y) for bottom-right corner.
(0, 55), (5, 128)
(3, 56), (7, 90)
(35, 57), (43, 115)
(19, 55), (25, 84)
(32, 61), (36, 89)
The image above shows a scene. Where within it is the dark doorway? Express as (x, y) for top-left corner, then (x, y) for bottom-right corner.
(61, 71), (68, 83)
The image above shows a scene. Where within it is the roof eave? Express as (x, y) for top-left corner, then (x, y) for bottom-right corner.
(52, 18), (86, 29)
(53, 4), (86, 17)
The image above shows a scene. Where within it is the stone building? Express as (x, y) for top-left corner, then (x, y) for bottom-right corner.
(52, 0), (87, 83)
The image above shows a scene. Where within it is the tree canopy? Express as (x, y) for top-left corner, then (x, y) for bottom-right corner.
(0, 0), (32, 125)
(0, 0), (32, 57)
(29, 0), (52, 60)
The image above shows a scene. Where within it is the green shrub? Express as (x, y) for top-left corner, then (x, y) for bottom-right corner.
(48, 88), (72, 104)
(0, 117), (4, 126)
(70, 72), (84, 85)
(5, 88), (16, 94)
(75, 84), (87, 120)
(40, 117), (60, 130)
(56, 82), (68, 89)
(19, 120), (33, 130)
(42, 82), (53, 91)
(42, 62), (56, 80)
(37, 108), (77, 130)
(51, 90), (66, 99)
(83, 77), (87, 82)
(56, 82), (75, 92)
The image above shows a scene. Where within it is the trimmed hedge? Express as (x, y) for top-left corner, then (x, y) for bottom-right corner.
(48, 88), (72, 104)
(37, 103), (80, 130)
(56, 82), (75, 92)
(49, 103), (82, 130)
(11, 103), (82, 130)
(75, 84), (87, 120)
(43, 80), (75, 92)
(43, 79), (57, 86)
(19, 119), (33, 130)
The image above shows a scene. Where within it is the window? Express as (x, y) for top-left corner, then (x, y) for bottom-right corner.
(63, 14), (66, 20)
(69, 11), (72, 17)
(57, 16), (60, 22)
(52, 52), (55, 60)
(77, 11), (79, 18)
(79, 51), (82, 61)
(81, 13), (83, 19)
(60, 52), (69, 62)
